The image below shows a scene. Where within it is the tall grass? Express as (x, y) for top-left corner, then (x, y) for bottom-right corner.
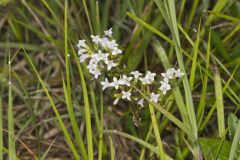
(0, 0), (240, 159)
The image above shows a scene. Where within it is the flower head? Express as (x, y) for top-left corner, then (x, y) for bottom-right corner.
(91, 35), (101, 43)
(140, 71), (156, 84)
(159, 81), (171, 95)
(77, 39), (86, 48)
(101, 78), (112, 90)
(79, 54), (89, 63)
(112, 77), (120, 89)
(121, 90), (131, 101)
(104, 28), (113, 37)
(150, 92), (160, 103)
(119, 75), (133, 86)
(130, 71), (142, 79)
(161, 70), (174, 79)
(78, 48), (87, 55)
(106, 60), (117, 70)
(174, 69), (184, 78)
(112, 47), (122, 55)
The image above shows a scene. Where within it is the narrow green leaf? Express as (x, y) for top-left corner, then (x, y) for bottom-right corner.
(69, 41), (93, 160)
(211, 30), (229, 61)
(229, 119), (240, 160)
(189, 20), (201, 90)
(126, 12), (174, 45)
(197, 29), (211, 127)
(8, 51), (16, 160)
(213, 65), (225, 138)
(186, 0), (199, 30)
(23, 50), (80, 160)
(40, 138), (56, 160)
(103, 130), (172, 160)
(228, 113), (239, 141)
(148, 104), (165, 159)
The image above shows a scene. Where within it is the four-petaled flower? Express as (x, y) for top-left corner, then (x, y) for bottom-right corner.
(79, 54), (89, 63)
(91, 35), (101, 43)
(161, 68), (175, 79)
(104, 28), (113, 37)
(140, 71), (156, 84)
(112, 47), (122, 55)
(112, 77), (120, 89)
(150, 92), (160, 103)
(101, 78), (112, 90)
(77, 40), (86, 48)
(122, 90), (131, 101)
(131, 71), (142, 79)
(106, 60), (117, 70)
(119, 75), (133, 86)
(159, 80), (171, 95)
(174, 69), (184, 78)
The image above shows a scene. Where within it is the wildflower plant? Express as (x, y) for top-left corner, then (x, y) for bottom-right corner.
(76, 28), (184, 108)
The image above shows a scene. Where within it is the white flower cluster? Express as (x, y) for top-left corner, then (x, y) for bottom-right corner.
(76, 28), (122, 79)
(100, 68), (184, 106)
(76, 28), (184, 107)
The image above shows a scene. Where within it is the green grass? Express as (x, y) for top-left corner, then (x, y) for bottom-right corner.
(0, 0), (240, 159)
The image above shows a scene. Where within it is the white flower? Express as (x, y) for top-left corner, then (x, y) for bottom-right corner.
(112, 47), (122, 55)
(161, 68), (175, 79)
(91, 35), (101, 43)
(99, 37), (109, 48)
(106, 60), (117, 70)
(77, 40), (86, 48)
(130, 71), (142, 79)
(98, 51), (109, 62)
(79, 54), (89, 63)
(139, 77), (149, 85)
(121, 90), (131, 101)
(174, 69), (184, 78)
(78, 48), (87, 55)
(87, 61), (101, 79)
(159, 81), (171, 95)
(113, 98), (120, 105)
(119, 75), (133, 86)
(107, 40), (118, 49)
(140, 71), (156, 84)
(112, 77), (120, 89)
(92, 69), (101, 79)
(137, 98), (144, 107)
(91, 53), (101, 62)
(150, 92), (160, 103)
(104, 28), (113, 37)
(101, 78), (112, 90)
(146, 71), (156, 82)
(87, 60), (98, 72)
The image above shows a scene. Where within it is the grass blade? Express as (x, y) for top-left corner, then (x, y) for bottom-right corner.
(229, 119), (240, 160)
(213, 64), (225, 138)
(126, 12), (174, 45)
(62, 76), (88, 159)
(189, 20), (201, 90)
(23, 50), (80, 160)
(98, 91), (104, 160)
(148, 104), (165, 159)
(64, 1), (88, 159)
(8, 53), (16, 160)
(40, 138), (56, 160)
(0, 77), (3, 160)
(69, 41), (93, 160)
(196, 29), (211, 127)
